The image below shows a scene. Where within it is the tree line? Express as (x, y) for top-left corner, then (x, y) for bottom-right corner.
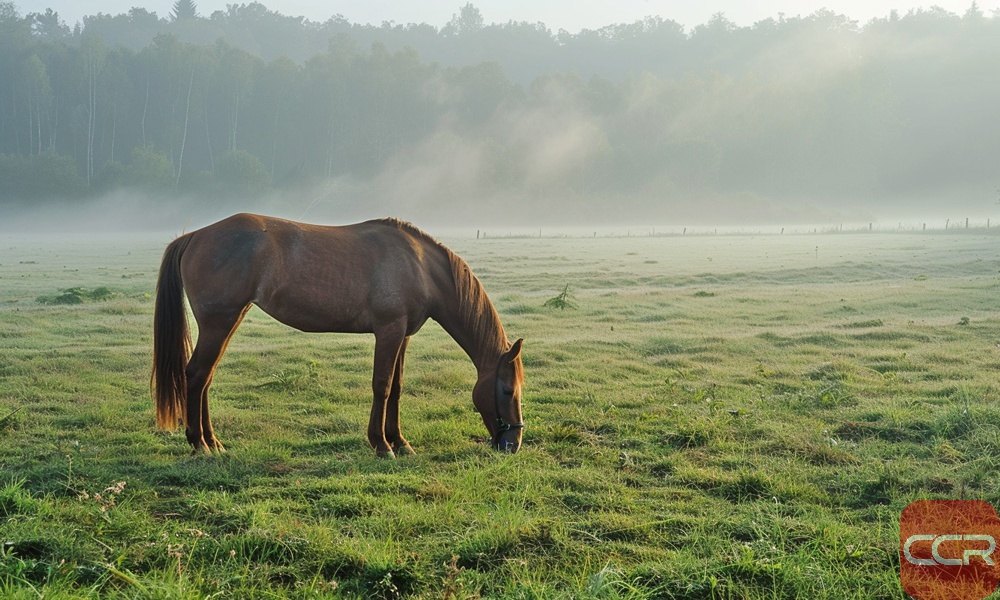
(1, 1), (998, 224)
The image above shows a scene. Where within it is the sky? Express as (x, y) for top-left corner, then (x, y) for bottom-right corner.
(16, 0), (1000, 31)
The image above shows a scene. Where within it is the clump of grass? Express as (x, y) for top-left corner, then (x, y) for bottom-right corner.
(663, 418), (720, 449)
(256, 361), (320, 393)
(0, 478), (34, 517)
(504, 303), (542, 315)
(838, 319), (884, 329)
(0, 407), (22, 431)
(543, 284), (577, 310)
(36, 286), (116, 305)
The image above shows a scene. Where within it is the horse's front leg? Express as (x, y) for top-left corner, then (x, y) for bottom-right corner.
(369, 323), (407, 458)
(385, 336), (415, 456)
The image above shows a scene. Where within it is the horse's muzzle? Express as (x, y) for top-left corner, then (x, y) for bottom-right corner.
(492, 429), (522, 453)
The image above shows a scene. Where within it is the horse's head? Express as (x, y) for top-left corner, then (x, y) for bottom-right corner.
(474, 339), (525, 453)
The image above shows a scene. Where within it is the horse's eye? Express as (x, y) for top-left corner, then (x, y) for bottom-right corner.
(503, 388), (514, 396)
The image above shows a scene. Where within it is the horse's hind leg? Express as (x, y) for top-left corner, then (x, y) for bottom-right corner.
(186, 308), (248, 453)
(197, 372), (226, 453)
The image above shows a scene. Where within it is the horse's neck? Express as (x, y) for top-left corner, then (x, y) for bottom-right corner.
(426, 244), (508, 373)
(452, 317), (506, 375)
(436, 292), (507, 375)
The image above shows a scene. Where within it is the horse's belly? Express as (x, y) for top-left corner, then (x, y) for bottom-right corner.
(253, 288), (373, 333)
(251, 258), (431, 335)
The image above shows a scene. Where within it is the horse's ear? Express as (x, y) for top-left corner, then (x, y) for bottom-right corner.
(505, 338), (524, 363)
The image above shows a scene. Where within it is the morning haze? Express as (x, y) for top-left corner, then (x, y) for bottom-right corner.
(1, 0), (998, 231)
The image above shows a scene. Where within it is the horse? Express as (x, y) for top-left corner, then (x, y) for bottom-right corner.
(151, 213), (524, 457)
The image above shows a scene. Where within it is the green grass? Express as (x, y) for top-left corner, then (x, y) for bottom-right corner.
(2, 230), (1000, 598)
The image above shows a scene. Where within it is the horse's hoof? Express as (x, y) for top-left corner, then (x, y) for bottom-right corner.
(187, 437), (213, 455)
(393, 443), (416, 456)
(376, 448), (397, 459)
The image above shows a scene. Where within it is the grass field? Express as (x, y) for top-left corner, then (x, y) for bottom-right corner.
(2, 227), (1000, 598)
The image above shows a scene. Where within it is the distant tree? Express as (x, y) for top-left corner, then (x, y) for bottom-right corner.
(0, 1), (21, 25)
(257, 55), (300, 179)
(214, 41), (260, 152)
(96, 145), (174, 192)
(76, 33), (107, 186)
(0, 152), (83, 199)
(214, 149), (269, 195)
(449, 61), (511, 125)
(29, 8), (69, 40)
(94, 159), (126, 191)
(81, 9), (163, 49)
(444, 3), (484, 37)
(124, 144), (174, 190)
(0, 1), (33, 71)
(964, 1), (983, 20)
(20, 53), (52, 155)
(171, 0), (198, 22)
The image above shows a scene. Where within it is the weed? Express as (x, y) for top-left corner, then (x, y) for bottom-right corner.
(76, 480), (127, 515)
(543, 284), (578, 310)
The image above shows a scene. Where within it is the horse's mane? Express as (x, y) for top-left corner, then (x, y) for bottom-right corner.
(376, 218), (510, 358)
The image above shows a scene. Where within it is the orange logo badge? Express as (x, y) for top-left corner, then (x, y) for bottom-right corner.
(900, 500), (1000, 600)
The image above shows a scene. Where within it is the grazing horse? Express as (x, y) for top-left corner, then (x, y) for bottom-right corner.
(151, 213), (524, 457)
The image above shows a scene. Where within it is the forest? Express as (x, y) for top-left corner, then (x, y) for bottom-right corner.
(0, 1), (998, 226)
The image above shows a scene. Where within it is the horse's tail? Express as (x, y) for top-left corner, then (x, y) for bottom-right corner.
(151, 234), (193, 431)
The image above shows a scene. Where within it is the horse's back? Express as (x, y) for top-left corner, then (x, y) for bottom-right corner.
(181, 214), (438, 334)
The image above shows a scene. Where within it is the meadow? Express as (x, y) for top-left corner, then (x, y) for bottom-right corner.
(2, 226), (1000, 598)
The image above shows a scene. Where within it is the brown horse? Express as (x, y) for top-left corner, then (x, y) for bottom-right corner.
(151, 213), (524, 457)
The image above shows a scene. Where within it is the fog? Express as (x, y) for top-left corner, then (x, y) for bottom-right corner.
(1, 3), (999, 233)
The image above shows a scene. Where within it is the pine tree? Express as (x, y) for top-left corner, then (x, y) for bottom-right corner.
(170, 0), (198, 21)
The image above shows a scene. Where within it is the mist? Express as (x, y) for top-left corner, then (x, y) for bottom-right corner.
(1, 3), (998, 233)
